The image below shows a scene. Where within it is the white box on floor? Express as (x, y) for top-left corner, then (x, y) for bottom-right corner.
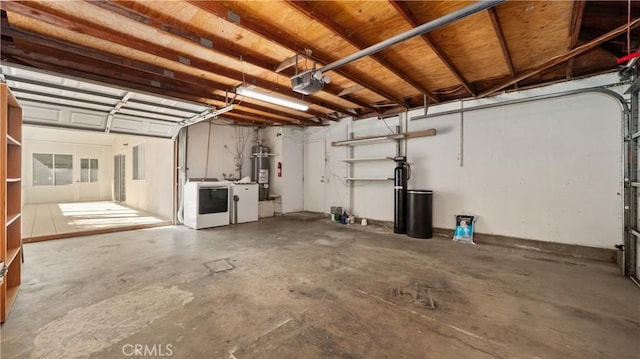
(258, 200), (275, 218)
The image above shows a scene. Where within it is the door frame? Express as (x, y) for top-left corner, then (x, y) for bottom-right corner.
(626, 64), (640, 280)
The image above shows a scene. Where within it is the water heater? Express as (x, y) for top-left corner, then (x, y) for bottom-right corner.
(251, 144), (270, 201)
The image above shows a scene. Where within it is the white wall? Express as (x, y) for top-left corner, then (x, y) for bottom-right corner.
(262, 127), (304, 213)
(22, 126), (113, 204)
(112, 135), (174, 219)
(186, 122), (254, 181)
(304, 73), (626, 248)
(186, 123), (304, 213)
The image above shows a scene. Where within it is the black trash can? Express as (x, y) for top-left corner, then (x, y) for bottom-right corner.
(406, 190), (433, 239)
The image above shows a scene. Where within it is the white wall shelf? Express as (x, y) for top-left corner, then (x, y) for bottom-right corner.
(332, 128), (436, 146)
(340, 156), (394, 162)
(345, 177), (394, 181)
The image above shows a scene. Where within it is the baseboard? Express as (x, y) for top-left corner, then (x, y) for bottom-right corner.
(433, 227), (616, 263)
(283, 212), (618, 263)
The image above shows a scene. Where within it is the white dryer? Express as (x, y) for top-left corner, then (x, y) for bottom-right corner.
(183, 181), (230, 229)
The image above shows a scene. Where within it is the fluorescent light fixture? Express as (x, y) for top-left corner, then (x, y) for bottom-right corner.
(236, 86), (308, 111)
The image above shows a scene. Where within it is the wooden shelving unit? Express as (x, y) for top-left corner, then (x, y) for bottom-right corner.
(1, 82), (22, 323)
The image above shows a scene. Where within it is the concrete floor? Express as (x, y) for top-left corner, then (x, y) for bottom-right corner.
(22, 202), (170, 240)
(2, 216), (638, 358)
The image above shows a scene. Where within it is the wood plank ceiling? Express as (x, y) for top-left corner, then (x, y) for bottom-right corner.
(1, 1), (638, 126)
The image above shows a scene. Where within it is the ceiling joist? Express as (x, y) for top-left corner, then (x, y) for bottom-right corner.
(2, 43), (304, 126)
(487, 8), (515, 78)
(389, 0), (475, 97)
(285, 0), (438, 105)
(0, 1), (346, 122)
(565, 0), (586, 79)
(186, 0), (407, 109)
(479, 17), (640, 98)
(87, 0), (359, 118)
(5, 52), (293, 127)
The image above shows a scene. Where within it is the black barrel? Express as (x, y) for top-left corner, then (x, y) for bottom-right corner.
(406, 190), (433, 239)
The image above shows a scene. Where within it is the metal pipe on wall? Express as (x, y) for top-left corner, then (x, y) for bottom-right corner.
(411, 88), (629, 120)
(459, 100), (464, 167)
(626, 66), (639, 278)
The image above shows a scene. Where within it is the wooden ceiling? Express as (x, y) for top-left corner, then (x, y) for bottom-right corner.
(1, 1), (639, 126)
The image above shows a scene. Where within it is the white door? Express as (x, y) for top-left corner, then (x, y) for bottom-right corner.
(76, 158), (100, 200)
(303, 140), (325, 213)
(74, 145), (105, 201)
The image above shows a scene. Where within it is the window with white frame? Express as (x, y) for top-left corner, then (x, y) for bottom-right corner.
(81, 158), (99, 183)
(33, 153), (73, 186)
(133, 143), (145, 180)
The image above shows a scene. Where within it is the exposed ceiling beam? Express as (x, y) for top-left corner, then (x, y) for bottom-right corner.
(3, 43), (272, 119)
(88, 1), (278, 79)
(479, 17), (640, 98)
(88, 0), (373, 116)
(569, 0), (586, 43)
(0, 1), (348, 119)
(2, 50), (286, 126)
(2, 25), (221, 92)
(389, 0), (475, 96)
(284, 0), (438, 104)
(6, 34), (235, 94)
(566, 0), (586, 79)
(487, 8), (515, 77)
(186, 0), (407, 108)
(338, 85), (365, 97)
(275, 55), (300, 73)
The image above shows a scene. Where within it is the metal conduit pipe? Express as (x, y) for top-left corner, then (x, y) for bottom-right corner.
(316, 0), (504, 76)
(411, 87), (629, 119)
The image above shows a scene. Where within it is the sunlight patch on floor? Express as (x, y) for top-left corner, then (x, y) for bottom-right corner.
(22, 201), (170, 238)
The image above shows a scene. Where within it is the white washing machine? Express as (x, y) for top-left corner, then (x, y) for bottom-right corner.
(229, 183), (259, 224)
(183, 181), (230, 229)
